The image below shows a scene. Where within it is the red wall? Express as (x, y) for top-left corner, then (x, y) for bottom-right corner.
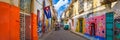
(0, 2), (20, 40)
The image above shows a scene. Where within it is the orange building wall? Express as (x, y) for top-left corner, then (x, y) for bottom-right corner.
(0, 2), (20, 40)
(31, 13), (38, 40)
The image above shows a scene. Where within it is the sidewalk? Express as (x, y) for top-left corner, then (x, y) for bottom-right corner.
(70, 30), (99, 40)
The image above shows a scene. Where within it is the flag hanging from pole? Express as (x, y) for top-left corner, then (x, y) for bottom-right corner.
(44, 6), (51, 19)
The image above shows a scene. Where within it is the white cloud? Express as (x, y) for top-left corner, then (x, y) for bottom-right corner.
(65, 3), (69, 8)
(54, 0), (69, 11)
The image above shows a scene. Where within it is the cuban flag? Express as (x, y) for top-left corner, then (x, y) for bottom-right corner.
(44, 6), (51, 19)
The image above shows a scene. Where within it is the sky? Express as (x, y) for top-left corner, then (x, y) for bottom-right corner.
(52, 0), (71, 19)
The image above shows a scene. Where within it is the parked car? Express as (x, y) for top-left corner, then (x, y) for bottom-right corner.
(64, 24), (69, 30)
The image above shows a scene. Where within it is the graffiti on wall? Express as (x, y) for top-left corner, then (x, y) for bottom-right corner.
(85, 14), (105, 39)
(96, 14), (105, 38)
(85, 17), (96, 36)
(114, 17), (120, 40)
(37, 10), (42, 37)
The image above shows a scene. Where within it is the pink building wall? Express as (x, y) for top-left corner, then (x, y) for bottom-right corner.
(85, 14), (106, 38)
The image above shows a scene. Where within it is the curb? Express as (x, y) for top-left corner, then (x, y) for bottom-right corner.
(70, 30), (90, 40)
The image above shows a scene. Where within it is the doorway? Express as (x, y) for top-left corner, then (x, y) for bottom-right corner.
(79, 18), (83, 33)
(90, 23), (96, 36)
(79, 20), (83, 33)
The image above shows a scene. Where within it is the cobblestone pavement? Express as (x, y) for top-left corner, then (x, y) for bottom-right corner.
(41, 28), (88, 40)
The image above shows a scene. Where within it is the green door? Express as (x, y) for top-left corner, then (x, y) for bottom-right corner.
(106, 12), (114, 40)
(79, 20), (83, 33)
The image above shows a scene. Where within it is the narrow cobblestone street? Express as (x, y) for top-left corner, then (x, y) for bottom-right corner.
(0, 0), (120, 40)
(41, 28), (88, 40)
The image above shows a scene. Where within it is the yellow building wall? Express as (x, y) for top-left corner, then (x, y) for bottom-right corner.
(46, 19), (49, 28)
(75, 18), (85, 33)
(76, 20), (80, 32)
(82, 18), (85, 34)
(0, 0), (11, 4)
(73, 1), (79, 16)
(93, 0), (106, 13)
(0, 0), (20, 7)
(66, 11), (69, 17)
